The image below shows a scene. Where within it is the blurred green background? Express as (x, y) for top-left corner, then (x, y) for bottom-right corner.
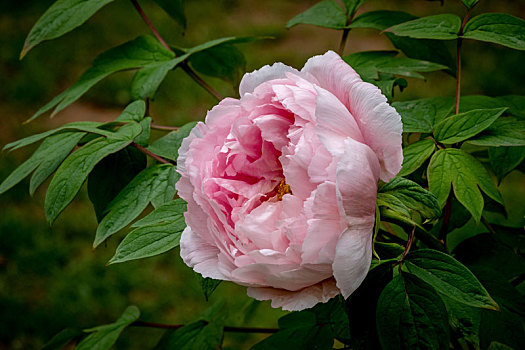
(1, 0), (524, 349)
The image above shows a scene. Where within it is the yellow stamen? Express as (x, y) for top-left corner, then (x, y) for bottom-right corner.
(276, 178), (292, 200)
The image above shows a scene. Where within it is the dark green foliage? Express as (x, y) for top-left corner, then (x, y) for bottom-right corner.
(2, 0), (525, 349)
(463, 13), (525, 50)
(286, 0), (347, 30)
(376, 273), (450, 350)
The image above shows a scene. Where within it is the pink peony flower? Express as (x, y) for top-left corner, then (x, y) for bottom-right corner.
(176, 51), (403, 311)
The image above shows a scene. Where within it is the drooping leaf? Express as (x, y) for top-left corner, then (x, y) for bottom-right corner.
(41, 328), (83, 350)
(434, 107), (507, 144)
(154, 320), (223, 350)
(87, 147), (146, 222)
(93, 164), (175, 247)
(108, 218), (185, 264)
(188, 44), (246, 85)
(76, 306), (140, 350)
(350, 10), (416, 31)
(386, 14), (461, 40)
(252, 299), (343, 350)
(21, 0), (114, 58)
(286, 0), (347, 30)
(350, 10), (455, 70)
(463, 13), (525, 51)
(341, 0), (367, 16)
(29, 132), (85, 196)
(44, 123), (142, 223)
(489, 146), (525, 183)
(405, 249), (498, 309)
(399, 139), (436, 177)
(467, 117), (525, 146)
(427, 149), (503, 222)
(132, 198), (187, 228)
(0, 131), (83, 195)
(346, 263), (392, 349)
(376, 273), (449, 350)
(115, 100), (147, 122)
(28, 36), (175, 122)
(153, 0), (186, 29)
(461, 0), (479, 9)
(131, 55), (188, 100)
(378, 177), (441, 222)
(4, 121), (115, 152)
(200, 277), (222, 302)
(480, 309), (525, 350)
(343, 50), (447, 80)
(392, 97), (454, 133)
(147, 121), (197, 162)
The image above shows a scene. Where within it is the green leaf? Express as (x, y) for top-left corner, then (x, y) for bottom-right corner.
(93, 164), (175, 247)
(427, 149), (503, 222)
(463, 13), (525, 51)
(467, 117), (525, 146)
(20, 0), (114, 58)
(147, 121), (197, 161)
(44, 123), (142, 223)
(200, 277), (222, 302)
(109, 218), (185, 264)
(115, 100), (147, 122)
(346, 263), (393, 349)
(342, 0), (367, 16)
(4, 121), (115, 152)
(29, 132), (85, 196)
(399, 139), (436, 177)
(28, 36), (175, 122)
(461, 0), (479, 9)
(188, 44), (246, 85)
(150, 166), (179, 208)
(87, 147), (146, 222)
(392, 97), (454, 133)
(0, 131), (83, 195)
(434, 108), (507, 144)
(376, 273), (449, 350)
(286, 0), (347, 30)
(496, 95), (525, 118)
(480, 309), (525, 350)
(76, 306), (140, 350)
(343, 50), (447, 80)
(386, 14), (461, 40)
(153, 0), (186, 29)
(405, 249), (498, 309)
(350, 10), (416, 31)
(349, 10), (456, 70)
(42, 328), (83, 350)
(132, 198), (187, 227)
(252, 300), (341, 350)
(154, 320), (223, 350)
(131, 55), (188, 100)
(489, 146), (525, 183)
(378, 177), (442, 222)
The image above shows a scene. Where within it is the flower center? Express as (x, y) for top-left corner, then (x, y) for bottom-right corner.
(276, 178), (292, 200)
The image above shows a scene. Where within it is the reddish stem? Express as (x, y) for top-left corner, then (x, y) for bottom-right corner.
(151, 124), (180, 131)
(133, 321), (278, 333)
(131, 142), (172, 164)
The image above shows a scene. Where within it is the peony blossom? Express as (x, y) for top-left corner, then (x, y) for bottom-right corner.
(176, 51), (402, 311)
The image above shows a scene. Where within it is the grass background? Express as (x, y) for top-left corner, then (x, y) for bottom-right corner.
(1, 0), (524, 348)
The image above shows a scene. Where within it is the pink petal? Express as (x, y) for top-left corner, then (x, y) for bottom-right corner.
(336, 138), (380, 220)
(332, 222), (374, 299)
(247, 278), (340, 311)
(179, 227), (225, 280)
(302, 51), (402, 181)
(239, 62), (302, 97)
